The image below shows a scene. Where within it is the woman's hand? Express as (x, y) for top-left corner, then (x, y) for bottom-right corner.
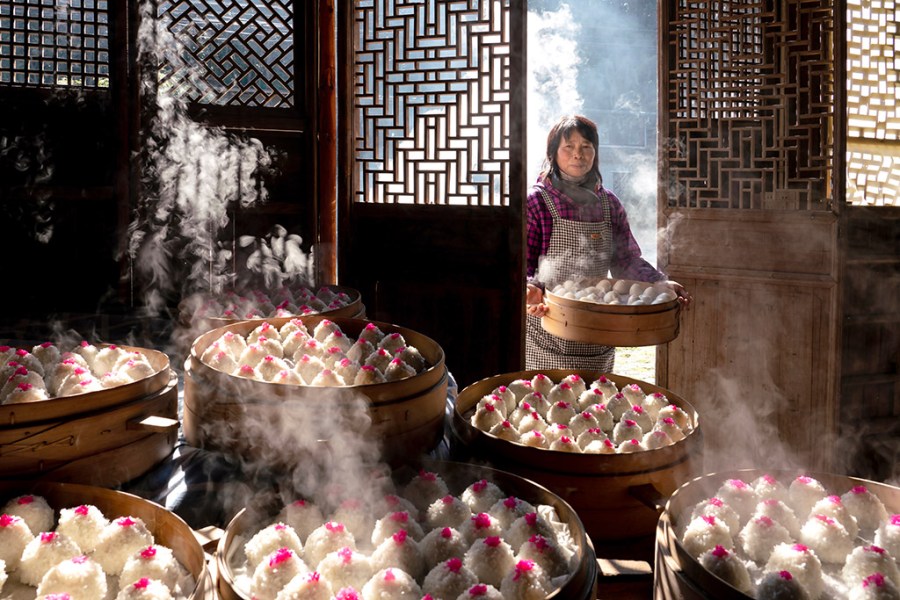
(666, 280), (693, 309)
(526, 283), (549, 317)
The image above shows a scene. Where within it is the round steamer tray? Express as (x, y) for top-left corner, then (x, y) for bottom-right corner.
(0, 480), (214, 599)
(0, 344), (179, 486)
(215, 460), (599, 600)
(542, 279), (681, 347)
(450, 369), (704, 550)
(655, 468), (900, 600)
(183, 315), (448, 467)
(184, 285), (365, 329)
(0, 344), (172, 424)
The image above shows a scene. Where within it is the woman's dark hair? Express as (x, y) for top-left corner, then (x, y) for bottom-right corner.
(544, 114), (601, 179)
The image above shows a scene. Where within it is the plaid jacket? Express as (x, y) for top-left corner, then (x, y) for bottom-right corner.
(526, 176), (665, 285)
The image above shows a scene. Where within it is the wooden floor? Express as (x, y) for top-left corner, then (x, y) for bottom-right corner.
(597, 558), (654, 599)
(593, 536), (657, 599)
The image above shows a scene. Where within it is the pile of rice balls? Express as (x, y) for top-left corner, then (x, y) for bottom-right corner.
(187, 286), (355, 321)
(200, 319), (428, 386)
(230, 469), (580, 600)
(468, 372), (693, 453)
(1, 341), (158, 404)
(0, 493), (194, 599)
(548, 278), (677, 306)
(679, 473), (900, 599)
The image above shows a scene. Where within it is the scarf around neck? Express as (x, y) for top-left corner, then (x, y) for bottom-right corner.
(551, 171), (601, 207)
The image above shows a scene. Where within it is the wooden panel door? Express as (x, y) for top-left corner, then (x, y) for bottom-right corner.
(660, 211), (840, 471)
(658, 1), (841, 472)
(337, 1), (527, 391)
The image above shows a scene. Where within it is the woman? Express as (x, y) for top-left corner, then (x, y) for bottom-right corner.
(525, 114), (690, 372)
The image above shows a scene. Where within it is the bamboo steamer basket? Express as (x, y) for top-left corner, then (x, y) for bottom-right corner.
(0, 345), (179, 487)
(541, 279), (681, 346)
(0, 480), (214, 599)
(214, 461), (598, 600)
(183, 285), (366, 330)
(183, 316), (448, 466)
(654, 468), (900, 600)
(450, 369), (703, 558)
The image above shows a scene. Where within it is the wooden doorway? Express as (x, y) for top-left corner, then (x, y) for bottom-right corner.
(336, 1), (528, 390)
(657, 1), (840, 472)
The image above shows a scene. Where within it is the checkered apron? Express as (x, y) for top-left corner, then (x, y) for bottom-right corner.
(525, 186), (615, 372)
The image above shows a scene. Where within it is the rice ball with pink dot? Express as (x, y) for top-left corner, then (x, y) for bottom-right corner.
(19, 532), (82, 587)
(35, 555), (107, 600)
(115, 577), (174, 600)
(461, 480), (505, 515)
(251, 548), (309, 600)
(277, 500), (325, 543)
(361, 567), (421, 600)
(369, 530), (425, 582)
(875, 515), (900, 559)
(315, 546), (373, 594)
(697, 545), (751, 594)
(420, 527), (467, 569)
(500, 559), (553, 600)
(464, 536), (515, 589)
(841, 485), (889, 532)
(3, 495), (54, 536)
(275, 571), (333, 600)
(119, 545), (188, 592)
(56, 505), (109, 554)
(92, 516), (154, 575)
(423, 557), (478, 600)
(848, 573), (900, 600)
(0, 513), (34, 570)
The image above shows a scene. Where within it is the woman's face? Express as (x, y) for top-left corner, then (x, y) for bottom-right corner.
(555, 130), (596, 179)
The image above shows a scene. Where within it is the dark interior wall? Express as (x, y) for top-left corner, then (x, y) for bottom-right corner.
(0, 1), (321, 327)
(0, 87), (120, 316)
(838, 206), (900, 481)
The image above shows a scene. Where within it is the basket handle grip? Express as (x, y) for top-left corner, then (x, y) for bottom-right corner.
(628, 483), (667, 514)
(127, 415), (179, 433)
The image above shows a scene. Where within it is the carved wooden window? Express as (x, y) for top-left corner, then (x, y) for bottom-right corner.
(846, 0), (899, 207)
(155, 0), (296, 109)
(662, 1), (834, 210)
(0, 0), (110, 88)
(351, 0), (512, 206)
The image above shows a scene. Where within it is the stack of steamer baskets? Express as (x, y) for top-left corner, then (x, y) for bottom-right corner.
(655, 469), (900, 600)
(180, 284), (366, 331)
(450, 369), (703, 560)
(214, 461), (598, 600)
(0, 341), (179, 487)
(183, 315), (448, 467)
(541, 278), (682, 346)
(0, 480), (213, 599)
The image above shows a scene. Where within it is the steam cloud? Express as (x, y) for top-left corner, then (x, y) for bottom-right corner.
(527, 4), (584, 176)
(122, 1), (394, 510)
(125, 1), (317, 318)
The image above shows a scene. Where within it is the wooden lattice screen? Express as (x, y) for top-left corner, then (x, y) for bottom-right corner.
(846, 0), (900, 207)
(155, 0), (295, 108)
(0, 0), (110, 88)
(351, 0), (511, 206)
(663, 0), (834, 210)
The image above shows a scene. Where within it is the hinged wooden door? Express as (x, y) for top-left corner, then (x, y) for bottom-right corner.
(658, 0), (841, 472)
(337, 1), (527, 390)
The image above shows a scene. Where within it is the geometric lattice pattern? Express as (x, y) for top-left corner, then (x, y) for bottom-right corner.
(0, 0), (110, 88)
(846, 0), (900, 206)
(155, 0), (294, 108)
(352, 0), (511, 206)
(662, 0), (834, 209)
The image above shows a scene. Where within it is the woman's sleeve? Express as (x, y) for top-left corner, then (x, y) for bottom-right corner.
(606, 191), (666, 282)
(525, 190), (547, 282)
